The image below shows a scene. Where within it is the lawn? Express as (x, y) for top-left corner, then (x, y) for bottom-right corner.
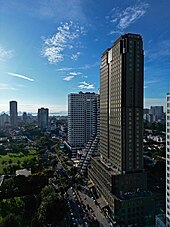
(0, 150), (38, 174)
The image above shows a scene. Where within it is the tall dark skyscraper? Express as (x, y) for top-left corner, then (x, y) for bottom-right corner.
(9, 101), (18, 128)
(89, 34), (154, 226)
(38, 107), (49, 130)
(100, 33), (144, 172)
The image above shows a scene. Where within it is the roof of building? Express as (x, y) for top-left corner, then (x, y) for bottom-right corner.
(16, 169), (31, 177)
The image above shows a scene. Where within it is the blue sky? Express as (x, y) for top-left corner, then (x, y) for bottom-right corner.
(0, 0), (170, 113)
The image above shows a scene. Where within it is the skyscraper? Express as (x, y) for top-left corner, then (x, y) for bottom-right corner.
(89, 34), (154, 226)
(9, 101), (18, 128)
(38, 107), (49, 130)
(149, 106), (164, 120)
(166, 93), (170, 226)
(67, 92), (98, 156)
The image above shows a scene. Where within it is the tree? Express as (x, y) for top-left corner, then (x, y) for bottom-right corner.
(35, 185), (67, 226)
(1, 213), (21, 227)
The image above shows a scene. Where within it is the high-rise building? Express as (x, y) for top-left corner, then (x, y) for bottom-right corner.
(149, 106), (164, 122)
(0, 113), (10, 128)
(38, 107), (49, 130)
(89, 34), (154, 226)
(149, 106), (164, 119)
(166, 93), (170, 226)
(22, 112), (27, 123)
(9, 101), (18, 128)
(67, 92), (98, 156)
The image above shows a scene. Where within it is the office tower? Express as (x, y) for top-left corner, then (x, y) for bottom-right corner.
(166, 93), (170, 226)
(67, 92), (98, 156)
(150, 106), (164, 118)
(0, 113), (10, 128)
(89, 34), (154, 226)
(143, 108), (149, 114)
(10, 101), (18, 128)
(22, 112), (27, 123)
(38, 107), (49, 130)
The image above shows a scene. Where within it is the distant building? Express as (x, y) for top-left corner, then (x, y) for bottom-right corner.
(22, 112), (28, 123)
(38, 107), (49, 130)
(144, 113), (156, 123)
(150, 106), (164, 119)
(166, 93), (170, 226)
(144, 106), (165, 123)
(144, 108), (149, 114)
(67, 92), (98, 156)
(10, 101), (18, 128)
(0, 113), (10, 128)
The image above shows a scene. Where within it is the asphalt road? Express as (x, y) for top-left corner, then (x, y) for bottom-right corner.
(77, 190), (111, 227)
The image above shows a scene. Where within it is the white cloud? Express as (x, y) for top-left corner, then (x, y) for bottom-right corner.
(63, 71), (82, 81)
(78, 81), (95, 89)
(78, 61), (100, 70)
(7, 72), (34, 82)
(146, 39), (170, 62)
(69, 72), (82, 76)
(145, 80), (159, 85)
(0, 83), (17, 90)
(144, 80), (159, 88)
(70, 52), (81, 61)
(63, 75), (75, 81)
(109, 2), (149, 33)
(56, 67), (74, 72)
(41, 22), (85, 64)
(0, 47), (14, 61)
(56, 62), (99, 72)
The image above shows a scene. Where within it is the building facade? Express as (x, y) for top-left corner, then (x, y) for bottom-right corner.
(9, 101), (18, 128)
(166, 93), (170, 226)
(89, 34), (154, 226)
(68, 92), (98, 156)
(0, 113), (10, 128)
(150, 106), (164, 119)
(38, 107), (49, 130)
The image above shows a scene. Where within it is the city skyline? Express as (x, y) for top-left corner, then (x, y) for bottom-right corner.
(0, 0), (170, 112)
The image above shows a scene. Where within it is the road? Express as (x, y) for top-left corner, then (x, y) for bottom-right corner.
(77, 190), (111, 227)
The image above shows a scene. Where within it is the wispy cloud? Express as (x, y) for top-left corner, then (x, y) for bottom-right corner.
(78, 81), (95, 89)
(0, 47), (14, 61)
(108, 2), (149, 34)
(56, 62), (99, 72)
(146, 39), (170, 62)
(41, 21), (85, 64)
(0, 83), (17, 90)
(56, 67), (74, 72)
(63, 71), (82, 81)
(7, 72), (34, 82)
(69, 72), (82, 76)
(145, 80), (159, 85)
(71, 52), (81, 61)
(63, 75), (74, 81)
(78, 61), (100, 70)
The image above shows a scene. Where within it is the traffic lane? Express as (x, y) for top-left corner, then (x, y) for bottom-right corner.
(78, 190), (110, 227)
(67, 188), (85, 226)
